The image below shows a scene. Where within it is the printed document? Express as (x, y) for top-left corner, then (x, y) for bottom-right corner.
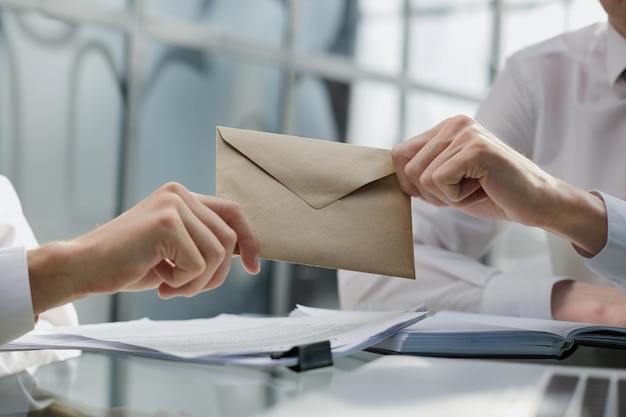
(2, 305), (427, 367)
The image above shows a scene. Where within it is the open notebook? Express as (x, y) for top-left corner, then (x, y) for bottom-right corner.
(369, 310), (626, 359)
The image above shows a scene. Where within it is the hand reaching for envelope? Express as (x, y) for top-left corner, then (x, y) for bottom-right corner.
(28, 182), (261, 317)
(391, 115), (608, 256)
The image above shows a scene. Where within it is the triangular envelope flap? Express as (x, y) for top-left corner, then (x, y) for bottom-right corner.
(218, 126), (395, 209)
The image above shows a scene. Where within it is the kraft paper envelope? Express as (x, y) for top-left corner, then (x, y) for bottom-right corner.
(216, 126), (415, 279)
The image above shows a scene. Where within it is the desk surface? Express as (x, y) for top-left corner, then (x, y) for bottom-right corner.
(2, 345), (626, 417)
(0, 350), (380, 417)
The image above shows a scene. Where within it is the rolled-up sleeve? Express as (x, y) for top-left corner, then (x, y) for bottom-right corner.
(584, 192), (626, 288)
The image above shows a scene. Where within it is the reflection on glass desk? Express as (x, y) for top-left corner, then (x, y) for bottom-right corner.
(0, 350), (380, 417)
(4, 344), (626, 416)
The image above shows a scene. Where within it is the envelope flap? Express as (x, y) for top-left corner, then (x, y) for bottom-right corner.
(218, 126), (395, 209)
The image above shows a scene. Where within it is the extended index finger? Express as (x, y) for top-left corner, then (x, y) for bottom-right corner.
(195, 195), (261, 275)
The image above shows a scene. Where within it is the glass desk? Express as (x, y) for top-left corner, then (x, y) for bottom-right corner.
(0, 350), (380, 417)
(3, 344), (626, 416)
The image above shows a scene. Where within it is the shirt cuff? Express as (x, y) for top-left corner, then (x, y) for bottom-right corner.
(584, 191), (626, 289)
(481, 272), (568, 319)
(0, 246), (35, 346)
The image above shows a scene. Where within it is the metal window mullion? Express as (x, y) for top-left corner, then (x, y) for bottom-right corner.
(109, 0), (146, 325)
(489, 0), (504, 82)
(0, 0), (133, 32)
(117, 0), (145, 214)
(269, 0), (299, 317)
(398, 0), (412, 144)
(145, 16), (481, 103)
(280, 0), (299, 135)
(0, 0), (482, 103)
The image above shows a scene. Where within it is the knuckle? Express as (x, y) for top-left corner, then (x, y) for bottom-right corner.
(212, 243), (227, 263)
(404, 163), (419, 181)
(465, 138), (490, 157)
(450, 114), (474, 128)
(456, 125), (488, 151)
(190, 257), (207, 276)
(223, 228), (238, 246)
(431, 169), (445, 186)
(175, 258), (206, 284)
(154, 191), (185, 210)
(183, 287), (202, 298)
(391, 146), (403, 164)
(418, 171), (434, 188)
(205, 274), (227, 291)
(154, 204), (181, 230)
(172, 283), (198, 298)
(160, 181), (188, 196)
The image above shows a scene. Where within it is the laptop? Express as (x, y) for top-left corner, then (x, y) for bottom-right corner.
(257, 354), (626, 417)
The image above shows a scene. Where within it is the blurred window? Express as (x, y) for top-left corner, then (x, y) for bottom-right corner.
(0, 0), (608, 319)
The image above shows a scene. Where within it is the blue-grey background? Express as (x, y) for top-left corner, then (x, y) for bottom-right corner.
(0, 0), (606, 324)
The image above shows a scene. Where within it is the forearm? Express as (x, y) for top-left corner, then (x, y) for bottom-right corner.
(27, 242), (91, 317)
(551, 280), (626, 325)
(541, 181), (608, 257)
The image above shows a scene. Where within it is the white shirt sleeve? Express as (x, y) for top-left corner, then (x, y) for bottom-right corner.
(0, 246), (34, 346)
(0, 176), (38, 347)
(0, 176), (79, 378)
(584, 192), (626, 287)
(338, 197), (566, 319)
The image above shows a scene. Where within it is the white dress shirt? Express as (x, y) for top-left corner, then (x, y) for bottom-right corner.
(587, 191), (626, 287)
(0, 175), (78, 378)
(339, 22), (626, 319)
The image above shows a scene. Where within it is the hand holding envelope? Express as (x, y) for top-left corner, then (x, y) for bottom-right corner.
(216, 127), (415, 279)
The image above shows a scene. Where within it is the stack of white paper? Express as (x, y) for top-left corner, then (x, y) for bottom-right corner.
(1, 305), (428, 367)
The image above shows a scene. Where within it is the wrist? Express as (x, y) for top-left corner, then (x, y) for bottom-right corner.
(542, 182), (608, 257)
(28, 241), (88, 315)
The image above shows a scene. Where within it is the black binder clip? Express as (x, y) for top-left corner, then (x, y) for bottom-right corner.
(272, 340), (334, 372)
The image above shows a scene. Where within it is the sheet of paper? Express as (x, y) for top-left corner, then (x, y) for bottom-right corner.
(3, 306), (428, 367)
(408, 310), (618, 337)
